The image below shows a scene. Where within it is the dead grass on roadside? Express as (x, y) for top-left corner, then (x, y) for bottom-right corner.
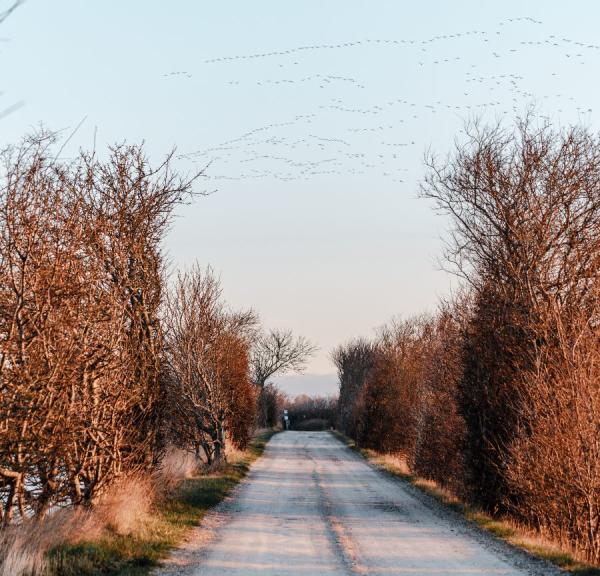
(0, 506), (103, 576)
(0, 448), (210, 576)
(155, 448), (199, 492)
(93, 476), (155, 538)
(366, 451), (412, 477)
(47, 430), (277, 576)
(329, 430), (600, 575)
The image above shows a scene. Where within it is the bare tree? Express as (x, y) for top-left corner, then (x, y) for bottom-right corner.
(163, 266), (257, 464)
(327, 114), (600, 564)
(0, 1), (21, 24)
(422, 113), (600, 560)
(251, 329), (316, 387)
(0, 133), (198, 521)
(250, 329), (316, 426)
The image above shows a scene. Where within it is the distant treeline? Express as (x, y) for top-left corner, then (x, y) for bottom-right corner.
(285, 395), (337, 430)
(333, 116), (600, 565)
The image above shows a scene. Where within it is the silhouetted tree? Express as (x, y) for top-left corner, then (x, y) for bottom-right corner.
(331, 338), (374, 437)
(251, 329), (316, 426)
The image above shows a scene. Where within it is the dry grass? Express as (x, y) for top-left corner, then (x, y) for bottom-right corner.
(0, 507), (103, 576)
(47, 430), (277, 576)
(329, 430), (600, 575)
(92, 476), (155, 538)
(0, 523), (50, 576)
(0, 433), (277, 576)
(155, 448), (199, 492)
(0, 478), (153, 576)
(366, 450), (412, 477)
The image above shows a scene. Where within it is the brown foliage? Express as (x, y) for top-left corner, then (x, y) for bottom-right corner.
(356, 317), (430, 458)
(425, 115), (600, 561)
(335, 115), (600, 563)
(333, 310), (466, 490)
(0, 133), (196, 521)
(412, 305), (466, 494)
(507, 303), (600, 563)
(162, 266), (257, 463)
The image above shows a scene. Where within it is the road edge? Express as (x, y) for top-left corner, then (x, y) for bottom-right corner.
(328, 430), (567, 576)
(151, 428), (280, 575)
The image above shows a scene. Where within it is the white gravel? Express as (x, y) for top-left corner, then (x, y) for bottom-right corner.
(155, 431), (564, 576)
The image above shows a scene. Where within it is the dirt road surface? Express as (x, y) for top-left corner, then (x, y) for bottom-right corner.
(157, 431), (562, 576)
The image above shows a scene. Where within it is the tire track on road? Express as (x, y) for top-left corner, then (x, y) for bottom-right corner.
(303, 441), (366, 576)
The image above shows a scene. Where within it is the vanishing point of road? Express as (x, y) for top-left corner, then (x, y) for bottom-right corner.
(157, 431), (561, 576)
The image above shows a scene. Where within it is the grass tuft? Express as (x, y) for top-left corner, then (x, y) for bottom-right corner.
(46, 429), (278, 576)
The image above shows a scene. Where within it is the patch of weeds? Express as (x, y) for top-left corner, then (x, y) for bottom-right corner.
(48, 429), (278, 576)
(466, 512), (516, 538)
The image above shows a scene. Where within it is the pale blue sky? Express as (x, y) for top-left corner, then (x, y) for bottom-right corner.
(2, 1), (599, 395)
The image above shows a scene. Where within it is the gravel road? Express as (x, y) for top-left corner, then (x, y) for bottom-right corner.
(156, 431), (563, 576)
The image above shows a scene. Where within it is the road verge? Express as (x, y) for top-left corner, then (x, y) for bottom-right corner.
(329, 430), (599, 576)
(48, 429), (278, 576)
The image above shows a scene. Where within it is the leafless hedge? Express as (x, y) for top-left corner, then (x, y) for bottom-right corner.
(0, 134), (199, 521)
(0, 132), (312, 528)
(162, 266), (258, 463)
(335, 115), (600, 564)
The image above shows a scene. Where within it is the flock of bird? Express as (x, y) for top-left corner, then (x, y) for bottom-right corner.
(164, 16), (598, 185)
